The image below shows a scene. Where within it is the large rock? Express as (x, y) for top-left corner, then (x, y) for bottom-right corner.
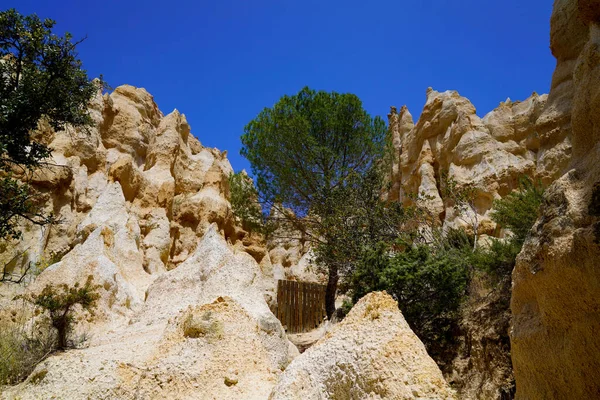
(0, 83), (280, 398)
(0, 83), (265, 282)
(510, 1), (600, 398)
(4, 225), (293, 400)
(269, 292), (455, 400)
(387, 87), (555, 241)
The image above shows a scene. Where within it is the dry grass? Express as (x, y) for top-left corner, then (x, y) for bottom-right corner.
(0, 295), (55, 385)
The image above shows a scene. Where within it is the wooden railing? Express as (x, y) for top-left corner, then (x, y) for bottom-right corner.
(276, 280), (326, 333)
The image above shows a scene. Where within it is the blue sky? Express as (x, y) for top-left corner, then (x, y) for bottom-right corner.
(6, 1), (555, 173)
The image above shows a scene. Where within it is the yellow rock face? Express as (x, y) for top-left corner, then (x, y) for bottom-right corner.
(386, 85), (562, 243)
(510, 0), (600, 398)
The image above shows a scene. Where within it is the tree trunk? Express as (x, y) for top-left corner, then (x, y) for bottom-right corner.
(325, 265), (338, 320)
(55, 318), (68, 350)
(473, 213), (479, 251)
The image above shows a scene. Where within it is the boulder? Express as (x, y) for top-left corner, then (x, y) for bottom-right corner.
(269, 292), (455, 400)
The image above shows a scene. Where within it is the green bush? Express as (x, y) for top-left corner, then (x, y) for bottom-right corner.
(348, 239), (471, 358)
(491, 177), (544, 244)
(23, 276), (100, 350)
(1, 277), (99, 385)
(470, 238), (521, 280)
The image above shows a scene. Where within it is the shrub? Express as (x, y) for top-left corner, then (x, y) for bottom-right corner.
(463, 176), (546, 283)
(470, 238), (521, 281)
(491, 177), (544, 244)
(348, 240), (471, 358)
(23, 276), (101, 350)
(0, 300), (54, 385)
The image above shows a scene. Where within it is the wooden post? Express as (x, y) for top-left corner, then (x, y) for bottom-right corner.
(286, 280), (291, 332)
(294, 281), (299, 333)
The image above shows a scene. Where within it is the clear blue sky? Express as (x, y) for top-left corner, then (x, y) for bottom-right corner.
(6, 1), (555, 173)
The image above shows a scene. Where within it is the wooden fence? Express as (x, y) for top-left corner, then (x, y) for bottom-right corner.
(276, 280), (327, 333)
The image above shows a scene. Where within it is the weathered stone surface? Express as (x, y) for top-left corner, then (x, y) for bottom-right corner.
(4, 225), (293, 400)
(510, 1), (600, 398)
(0, 84), (281, 398)
(446, 276), (514, 400)
(384, 42), (571, 399)
(269, 292), (456, 400)
(388, 87), (555, 241)
(0, 84), (260, 277)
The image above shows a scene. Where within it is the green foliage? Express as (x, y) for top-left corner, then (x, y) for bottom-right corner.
(241, 86), (388, 218)
(228, 171), (267, 234)
(490, 177), (545, 244)
(0, 299), (55, 385)
(311, 165), (412, 277)
(23, 276), (100, 350)
(0, 175), (52, 241)
(0, 9), (99, 240)
(469, 238), (521, 280)
(348, 236), (471, 357)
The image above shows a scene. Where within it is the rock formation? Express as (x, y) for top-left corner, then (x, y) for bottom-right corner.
(4, 225), (294, 399)
(387, 88), (565, 243)
(269, 291), (456, 400)
(0, 85), (296, 398)
(6, 84), (266, 272)
(267, 217), (324, 284)
(511, 0), (600, 398)
(0, 83), (285, 299)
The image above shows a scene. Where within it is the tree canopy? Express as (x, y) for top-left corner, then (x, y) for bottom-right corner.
(0, 9), (98, 240)
(241, 86), (388, 217)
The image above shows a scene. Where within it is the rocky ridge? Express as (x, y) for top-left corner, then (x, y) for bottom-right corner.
(387, 87), (569, 243)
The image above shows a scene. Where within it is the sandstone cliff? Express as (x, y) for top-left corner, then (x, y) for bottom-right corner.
(385, 59), (577, 399)
(387, 87), (569, 243)
(511, 0), (600, 398)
